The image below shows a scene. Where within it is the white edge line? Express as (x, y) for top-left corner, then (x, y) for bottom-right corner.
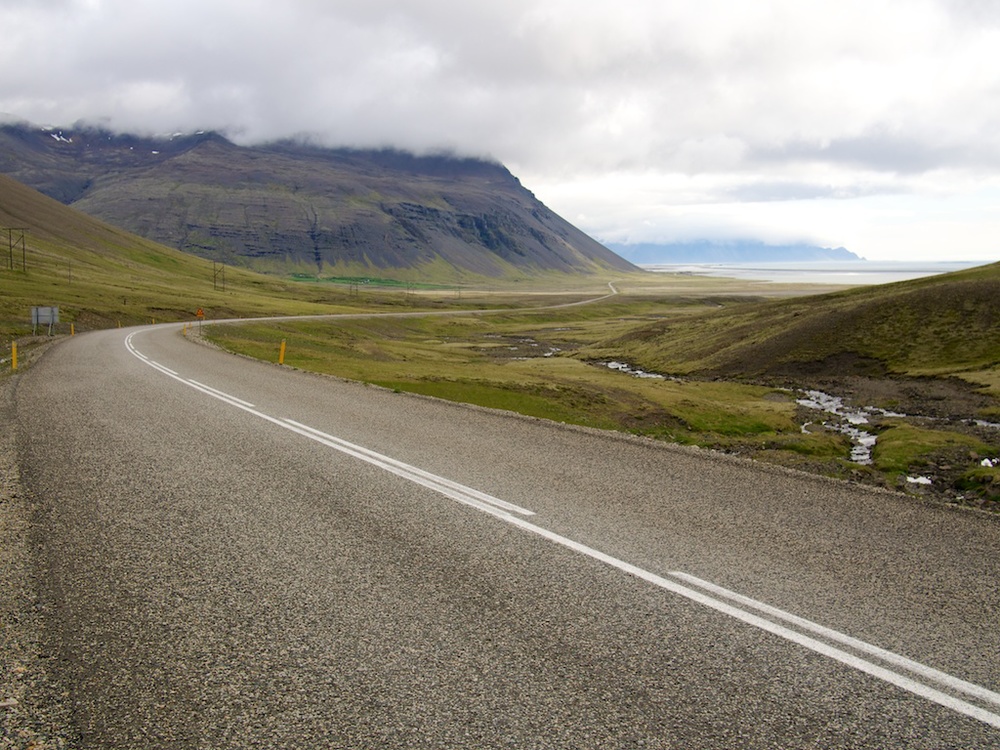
(124, 333), (532, 518)
(669, 571), (1000, 710)
(282, 419), (534, 517)
(189, 380), (256, 408)
(493, 512), (1000, 730)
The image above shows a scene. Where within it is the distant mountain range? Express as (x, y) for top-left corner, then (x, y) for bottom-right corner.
(608, 241), (862, 264)
(0, 122), (638, 280)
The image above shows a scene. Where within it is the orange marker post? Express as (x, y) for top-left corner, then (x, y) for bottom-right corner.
(278, 339), (287, 365)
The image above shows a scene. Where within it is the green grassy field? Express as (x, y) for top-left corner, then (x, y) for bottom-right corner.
(205, 306), (810, 445)
(204, 267), (1000, 508)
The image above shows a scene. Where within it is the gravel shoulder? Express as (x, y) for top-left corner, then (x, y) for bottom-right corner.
(1, 371), (72, 749)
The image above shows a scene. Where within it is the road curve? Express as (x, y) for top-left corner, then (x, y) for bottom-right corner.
(13, 323), (1000, 748)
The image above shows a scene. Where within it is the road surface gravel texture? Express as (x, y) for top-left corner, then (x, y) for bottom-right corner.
(7, 323), (1000, 748)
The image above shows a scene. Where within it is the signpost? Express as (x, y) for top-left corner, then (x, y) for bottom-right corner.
(31, 306), (59, 335)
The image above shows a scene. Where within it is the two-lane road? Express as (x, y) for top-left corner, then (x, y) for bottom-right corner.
(14, 323), (1000, 747)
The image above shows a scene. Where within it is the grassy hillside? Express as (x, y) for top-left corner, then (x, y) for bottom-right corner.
(583, 261), (1000, 396)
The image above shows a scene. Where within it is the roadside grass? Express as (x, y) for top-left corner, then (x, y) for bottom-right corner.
(956, 465), (1000, 504)
(376, 377), (624, 429)
(205, 299), (853, 471)
(205, 272), (1000, 508)
(873, 423), (995, 474)
(873, 423), (1000, 504)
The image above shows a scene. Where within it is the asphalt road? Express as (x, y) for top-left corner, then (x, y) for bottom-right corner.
(13, 323), (1000, 748)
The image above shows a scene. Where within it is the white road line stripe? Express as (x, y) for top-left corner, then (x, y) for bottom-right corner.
(188, 380), (256, 408)
(283, 419), (533, 516)
(124, 329), (1000, 730)
(489, 509), (1000, 730)
(669, 570), (1000, 709)
(125, 331), (533, 518)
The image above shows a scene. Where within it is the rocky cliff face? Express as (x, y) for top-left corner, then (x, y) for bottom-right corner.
(0, 123), (637, 279)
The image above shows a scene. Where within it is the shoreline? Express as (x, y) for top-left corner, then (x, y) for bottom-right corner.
(639, 260), (986, 286)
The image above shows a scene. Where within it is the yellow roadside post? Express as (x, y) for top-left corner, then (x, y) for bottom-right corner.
(278, 339), (287, 365)
(71, 323), (75, 336)
(11, 342), (17, 371)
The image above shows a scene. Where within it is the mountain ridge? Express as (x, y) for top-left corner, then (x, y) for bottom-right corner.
(0, 122), (638, 281)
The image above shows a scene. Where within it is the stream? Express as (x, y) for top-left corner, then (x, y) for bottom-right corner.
(794, 390), (900, 465)
(599, 362), (997, 473)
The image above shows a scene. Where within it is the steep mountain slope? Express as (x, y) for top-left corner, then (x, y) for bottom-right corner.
(0, 123), (638, 280)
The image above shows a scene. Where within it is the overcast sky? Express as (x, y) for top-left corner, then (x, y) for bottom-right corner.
(2, 0), (1000, 261)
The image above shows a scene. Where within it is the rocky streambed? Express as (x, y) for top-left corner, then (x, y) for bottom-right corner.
(600, 360), (999, 508)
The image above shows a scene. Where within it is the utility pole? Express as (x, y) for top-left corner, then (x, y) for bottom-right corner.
(5, 227), (27, 271)
(213, 261), (226, 291)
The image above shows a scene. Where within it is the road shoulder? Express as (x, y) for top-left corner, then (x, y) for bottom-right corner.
(1, 372), (72, 749)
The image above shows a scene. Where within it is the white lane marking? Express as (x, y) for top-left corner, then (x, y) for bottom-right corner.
(283, 419), (533, 516)
(670, 571), (1000, 710)
(485, 507), (1000, 730)
(189, 380), (256, 408)
(124, 331), (530, 518)
(124, 329), (1000, 730)
(145, 358), (178, 376)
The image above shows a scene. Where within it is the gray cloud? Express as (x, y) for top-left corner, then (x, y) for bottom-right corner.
(720, 180), (905, 203)
(749, 132), (995, 176)
(4, 0), (996, 170)
(2, 0), (1000, 259)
